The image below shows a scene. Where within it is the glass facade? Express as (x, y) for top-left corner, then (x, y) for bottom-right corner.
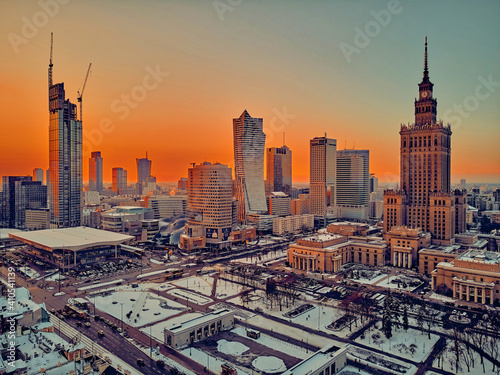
(233, 110), (267, 223)
(49, 83), (82, 227)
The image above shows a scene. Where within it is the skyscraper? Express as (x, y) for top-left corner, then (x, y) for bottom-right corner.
(309, 136), (336, 216)
(182, 162), (233, 250)
(33, 168), (44, 183)
(136, 153), (152, 187)
(266, 145), (292, 196)
(48, 36), (82, 228)
(14, 180), (47, 229)
(1, 176), (32, 228)
(336, 149), (369, 220)
(384, 38), (466, 245)
(89, 151), (103, 192)
(112, 168), (127, 194)
(233, 110), (267, 222)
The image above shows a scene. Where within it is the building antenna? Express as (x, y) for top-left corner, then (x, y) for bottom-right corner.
(283, 132), (285, 146)
(344, 140), (346, 150)
(190, 162), (196, 168)
(48, 32), (53, 88)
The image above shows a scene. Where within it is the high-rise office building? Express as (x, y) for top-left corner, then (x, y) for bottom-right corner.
(48, 37), (82, 228)
(336, 149), (369, 220)
(136, 153), (152, 186)
(383, 38), (466, 245)
(89, 151), (103, 192)
(233, 110), (267, 222)
(266, 145), (292, 196)
(112, 168), (127, 194)
(1, 176), (32, 228)
(33, 168), (44, 184)
(310, 136), (337, 216)
(182, 162), (233, 250)
(14, 180), (47, 229)
(369, 173), (378, 193)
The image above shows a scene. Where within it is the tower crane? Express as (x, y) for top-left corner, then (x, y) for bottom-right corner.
(77, 63), (92, 123)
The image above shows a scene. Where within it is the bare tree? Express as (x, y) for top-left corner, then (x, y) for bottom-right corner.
(449, 325), (465, 374)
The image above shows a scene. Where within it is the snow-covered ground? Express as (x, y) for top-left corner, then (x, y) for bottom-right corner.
(231, 249), (287, 266)
(252, 356), (286, 373)
(347, 345), (417, 375)
(171, 275), (213, 296)
(215, 278), (244, 299)
(77, 279), (125, 291)
(45, 272), (66, 281)
(355, 325), (439, 363)
(247, 314), (343, 348)
(180, 347), (248, 374)
(338, 365), (373, 375)
(167, 288), (213, 305)
(347, 272), (388, 285)
(432, 339), (495, 375)
(19, 266), (39, 279)
(229, 290), (366, 339)
(376, 275), (423, 292)
(140, 312), (203, 342)
(231, 326), (309, 360)
(218, 339), (249, 356)
(90, 290), (188, 327)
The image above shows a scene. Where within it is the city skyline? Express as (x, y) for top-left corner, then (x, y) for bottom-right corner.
(1, 1), (499, 184)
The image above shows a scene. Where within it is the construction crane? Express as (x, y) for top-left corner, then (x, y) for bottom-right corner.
(48, 32), (53, 88)
(77, 63), (92, 123)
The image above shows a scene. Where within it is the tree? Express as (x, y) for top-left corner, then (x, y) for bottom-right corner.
(382, 295), (393, 339)
(402, 305), (409, 331)
(449, 325), (465, 374)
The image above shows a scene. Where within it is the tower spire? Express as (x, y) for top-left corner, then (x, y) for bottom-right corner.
(423, 36), (429, 80)
(48, 32), (53, 88)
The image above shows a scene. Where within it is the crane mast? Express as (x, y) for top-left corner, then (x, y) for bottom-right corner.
(77, 63), (92, 123)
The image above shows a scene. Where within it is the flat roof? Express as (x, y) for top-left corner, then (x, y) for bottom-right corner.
(9, 227), (133, 252)
(282, 345), (345, 375)
(166, 309), (233, 334)
(459, 250), (500, 264)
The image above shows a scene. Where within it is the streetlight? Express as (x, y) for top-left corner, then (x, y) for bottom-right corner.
(120, 303), (124, 329)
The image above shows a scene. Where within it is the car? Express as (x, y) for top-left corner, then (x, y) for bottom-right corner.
(98, 330), (104, 337)
(76, 322), (82, 327)
(84, 322), (91, 327)
(137, 358), (145, 366)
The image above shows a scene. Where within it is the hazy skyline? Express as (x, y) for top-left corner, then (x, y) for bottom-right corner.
(1, 0), (499, 184)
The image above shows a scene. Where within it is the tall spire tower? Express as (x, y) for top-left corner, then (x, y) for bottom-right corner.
(384, 37), (467, 248)
(414, 36), (437, 126)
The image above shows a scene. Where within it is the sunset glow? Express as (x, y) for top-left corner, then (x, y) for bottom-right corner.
(1, 1), (499, 184)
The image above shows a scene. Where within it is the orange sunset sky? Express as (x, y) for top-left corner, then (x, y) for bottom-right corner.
(1, 0), (499, 185)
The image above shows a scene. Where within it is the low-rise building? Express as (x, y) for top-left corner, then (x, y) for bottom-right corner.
(386, 226), (431, 269)
(282, 344), (347, 375)
(287, 233), (387, 273)
(147, 195), (187, 219)
(164, 309), (234, 349)
(273, 214), (314, 235)
(418, 245), (463, 275)
(431, 250), (500, 304)
(268, 192), (291, 217)
(25, 208), (50, 231)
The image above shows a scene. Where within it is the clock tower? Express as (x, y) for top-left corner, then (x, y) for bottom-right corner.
(414, 37), (437, 126)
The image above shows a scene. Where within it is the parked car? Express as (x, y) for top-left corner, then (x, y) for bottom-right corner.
(98, 330), (104, 337)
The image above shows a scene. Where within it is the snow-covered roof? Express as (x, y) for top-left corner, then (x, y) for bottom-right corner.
(9, 227), (133, 252)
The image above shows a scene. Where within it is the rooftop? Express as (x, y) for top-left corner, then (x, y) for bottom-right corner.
(459, 250), (500, 264)
(9, 227), (133, 252)
(165, 308), (233, 334)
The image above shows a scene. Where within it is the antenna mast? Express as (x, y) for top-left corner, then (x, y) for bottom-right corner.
(48, 32), (53, 88)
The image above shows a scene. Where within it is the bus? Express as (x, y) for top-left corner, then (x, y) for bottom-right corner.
(164, 268), (183, 280)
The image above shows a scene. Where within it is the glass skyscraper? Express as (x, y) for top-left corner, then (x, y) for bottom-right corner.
(89, 151), (103, 192)
(233, 110), (267, 223)
(49, 80), (82, 227)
